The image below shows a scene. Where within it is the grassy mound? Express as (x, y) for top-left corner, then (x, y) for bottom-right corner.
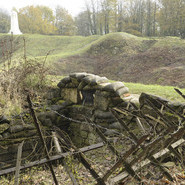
(1, 32), (185, 88)
(0, 33), (100, 63)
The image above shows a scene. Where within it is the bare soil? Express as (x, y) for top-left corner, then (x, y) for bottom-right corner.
(53, 46), (185, 88)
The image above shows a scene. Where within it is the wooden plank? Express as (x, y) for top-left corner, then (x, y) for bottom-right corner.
(111, 109), (138, 142)
(102, 134), (149, 181)
(55, 129), (106, 185)
(136, 117), (146, 133)
(14, 141), (24, 185)
(174, 88), (185, 100)
(27, 94), (59, 185)
(156, 98), (185, 120)
(110, 138), (185, 184)
(145, 99), (176, 127)
(74, 152), (106, 185)
(52, 132), (79, 185)
(85, 117), (142, 182)
(111, 109), (174, 182)
(0, 142), (104, 176)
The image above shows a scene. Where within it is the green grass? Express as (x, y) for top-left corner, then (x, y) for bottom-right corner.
(0, 32), (149, 62)
(0, 33), (100, 59)
(125, 82), (185, 102)
(87, 32), (145, 55)
(153, 36), (185, 48)
(1, 32), (185, 65)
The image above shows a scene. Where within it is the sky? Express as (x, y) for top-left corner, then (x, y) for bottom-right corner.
(0, 0), (86, 17)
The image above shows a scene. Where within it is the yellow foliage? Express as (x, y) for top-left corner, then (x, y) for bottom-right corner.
(18, 5), (57, 35)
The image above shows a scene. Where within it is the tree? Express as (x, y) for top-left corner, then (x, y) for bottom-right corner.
(75, 0), (185, 38)
(158, 0), (185, 38)
(55, 6), (76, 35)
(118, 0), (145, 36)
(18, 6), (56, 34)
(0, 9), (10, 33)
(146, 0), (152, 36)
(75, 11), (91, 36)
(84, 0), (99, 35)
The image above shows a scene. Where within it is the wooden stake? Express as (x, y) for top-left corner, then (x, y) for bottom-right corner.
(27, 94), (59, 185)
(14, 141), (24, 185)
(85, 117), (142, 182)
(52, 132), (79, 185)
(111, 109), (174, 182)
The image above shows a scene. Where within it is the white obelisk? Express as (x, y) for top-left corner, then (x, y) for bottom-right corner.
(9, 10), (22, 35)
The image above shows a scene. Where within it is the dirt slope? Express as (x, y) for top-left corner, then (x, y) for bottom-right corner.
(54, 33), (185, 88)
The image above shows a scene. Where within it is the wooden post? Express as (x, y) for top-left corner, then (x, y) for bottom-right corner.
(27, 94), (59, 185)
(85, 117), (142, 182)
(102, 134), (148, 181)
(111, 109), (174, 182)
(52, 132), (79, 185)
(14, 141), (24, 185)
(56, 129), (106, 185)
(174, 88), (185, 100)
(0, 142), (104, 176)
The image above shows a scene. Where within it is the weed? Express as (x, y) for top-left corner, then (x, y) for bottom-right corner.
(0, 35), (49, 116)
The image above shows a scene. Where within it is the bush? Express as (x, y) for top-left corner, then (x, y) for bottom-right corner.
(0, 37), (49, 116)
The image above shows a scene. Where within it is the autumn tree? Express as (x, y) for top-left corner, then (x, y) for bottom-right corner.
(18, 5), (56, 34)
(55, 6), (76, 35)
(0, 9), (10, 33)
(158, 0), (185, 38)
(120, 0), (145, 36)
(75, 11), (91, 36)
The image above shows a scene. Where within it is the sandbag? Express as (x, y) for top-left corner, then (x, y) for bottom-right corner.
(70, 72), (88, 81)
(57, 76), (71, 88)
(82, 74), (97, 84)
(96, 82), (112, 90)
(94, 110), (113, 119)
(78, 81), (87, 90)
(83, 84), (99, 90)
(89, 76), (109, 85)
(103, 82), (125, 92)
(0, 123), (10, 134)
(115, 86), (129, 96)
(65, 82), (78, 88)
(9, 125), (23, 133)
(70, 77), (80, 86)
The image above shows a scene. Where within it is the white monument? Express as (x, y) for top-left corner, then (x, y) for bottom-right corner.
(9, 10), (22, 35)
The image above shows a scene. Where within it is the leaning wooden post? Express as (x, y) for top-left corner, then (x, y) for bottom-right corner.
(52, 131), (79, 185)
(174, 88), (185, 100)
(85, 117), (142, 182)
(14, 141), (24, 185)
(56, 130), (106, 185)
(111, 109), (174, 182)
(27, 94), (59, 185)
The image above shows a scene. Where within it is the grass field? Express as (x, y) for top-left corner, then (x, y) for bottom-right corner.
(0, 33), (101, 61)
(125, 82), (185, 102)
(1, 32), (185, 61)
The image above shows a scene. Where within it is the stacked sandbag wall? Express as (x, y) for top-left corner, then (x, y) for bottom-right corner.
(56, 73), (130, 146)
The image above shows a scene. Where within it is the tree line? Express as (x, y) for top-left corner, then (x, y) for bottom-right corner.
(1, 0), (185, 38)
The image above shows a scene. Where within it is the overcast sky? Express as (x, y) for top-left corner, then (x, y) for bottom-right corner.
(0, 0), (86, 16)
